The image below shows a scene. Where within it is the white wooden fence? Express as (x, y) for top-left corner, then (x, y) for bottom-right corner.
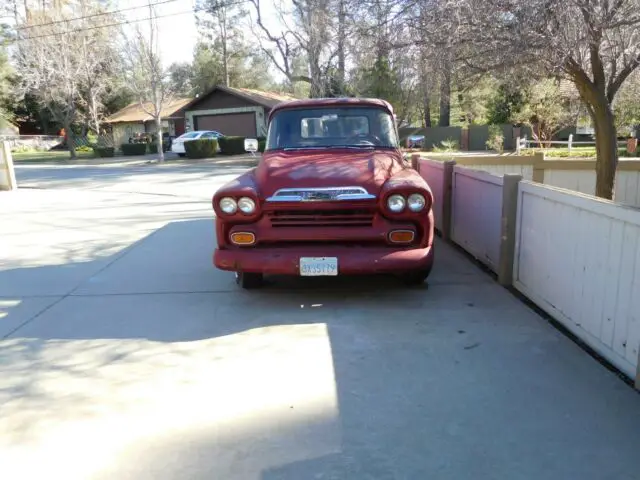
(517, 134), (628, 154)
(513, 182), (640, 380)
(450, 167), (503, 271)
(416, 156), (640, 385)
(431, 154), (640, 207)
(0, 142), (17, 191)
(543, 166), (640, 207)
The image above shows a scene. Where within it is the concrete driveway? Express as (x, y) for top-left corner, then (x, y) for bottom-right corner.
(1, 160), (639, 480)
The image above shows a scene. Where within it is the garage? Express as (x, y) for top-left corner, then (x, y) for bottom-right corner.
(183, 85), (297, 138)
(194, 112), (257, 137)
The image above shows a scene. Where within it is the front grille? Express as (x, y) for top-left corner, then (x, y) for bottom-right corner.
(268, 209), (375, 227)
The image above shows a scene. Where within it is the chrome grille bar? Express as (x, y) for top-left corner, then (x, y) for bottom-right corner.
(266, 186), (376, 202)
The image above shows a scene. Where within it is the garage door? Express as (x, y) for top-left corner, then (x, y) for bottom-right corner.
(194, 112), (257, 137)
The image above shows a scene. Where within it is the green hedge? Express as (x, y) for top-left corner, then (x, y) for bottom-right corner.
(218, 136), (267, 155)
(93, 147), (115, 158)
(121, 143), (148, 156)
(184, 138), (218, 159)
(217, 136), (245, 155)
(148, 143), (158, 154)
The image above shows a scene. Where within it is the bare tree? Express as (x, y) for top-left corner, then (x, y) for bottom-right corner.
(14, 1), (120, 154)
(121, 2), (174, 161)
(402, 0), (462, 127)
(196, 0), (246, 87)
(457, 0), (640, 200)
(15, 5), (86, 158)
(76, 3), (119, 137)
(249, 0), (338, 96)
(516, 79), (583, 148)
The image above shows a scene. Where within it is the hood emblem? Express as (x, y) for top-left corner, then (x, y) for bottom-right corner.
(302, 191), (333, 201)
(266, 186), (376, 202)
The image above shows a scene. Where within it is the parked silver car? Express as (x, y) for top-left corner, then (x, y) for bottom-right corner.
(171, 130), (224, 157)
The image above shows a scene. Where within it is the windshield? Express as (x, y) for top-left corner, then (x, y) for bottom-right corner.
(179, 132), (200, 139)
(265, 106), (399, 151)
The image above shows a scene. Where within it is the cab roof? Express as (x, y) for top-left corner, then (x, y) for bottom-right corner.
(268, 97), (394, 121)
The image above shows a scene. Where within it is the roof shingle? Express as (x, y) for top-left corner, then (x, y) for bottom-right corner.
(105, 97), (193, 123)
(182, 85), (298, 111)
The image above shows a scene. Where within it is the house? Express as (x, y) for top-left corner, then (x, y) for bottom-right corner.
(181, 85), (298, 138)
(104, 98), (192, 147)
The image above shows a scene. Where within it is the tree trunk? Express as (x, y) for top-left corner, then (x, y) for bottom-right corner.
(337, 0), (346, 88)
(64, 120), (77, 160)
(591, 100), (618, 199)
(423, 91), (431, 128)
(90, 94), (100, 136)
(217, 6), (230, 87)
(308, 47), (323, 98)
(439, 64), (451, 127)
(156, 115), (164, 162)
(222, 33), (229, 87)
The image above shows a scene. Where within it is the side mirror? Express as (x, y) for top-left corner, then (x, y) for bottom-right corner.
(244, 138), (258, 153)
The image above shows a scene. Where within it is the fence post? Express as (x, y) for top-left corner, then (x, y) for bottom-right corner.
(498, 174), (522, 286)
(532, 152), (545, 183)
(441, 160), (456, 241)
(461, 128), (470, 151)
(568, 134), (573, 154)
(635, 346), (640, 391)
(411, 153), (420, 170)
(0, 141), (17, 191)
(516, 136), (521, 155)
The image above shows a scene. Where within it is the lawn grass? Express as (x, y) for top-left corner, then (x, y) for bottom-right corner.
(521, 147), (637, 158)
(11, 150), (95, 162)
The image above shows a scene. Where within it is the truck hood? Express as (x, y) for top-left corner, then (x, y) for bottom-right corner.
(255, 149), (406, 198)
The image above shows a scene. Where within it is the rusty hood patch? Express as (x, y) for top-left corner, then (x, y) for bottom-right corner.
(255, 150), (406, 198)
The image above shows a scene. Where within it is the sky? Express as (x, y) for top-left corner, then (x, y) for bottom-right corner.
(4, 0), (287, 81)
(118, 0), (284, 67)
(117, 0), (200, 66)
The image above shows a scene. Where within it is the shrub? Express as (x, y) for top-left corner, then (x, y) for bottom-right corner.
(486, 125), (504, 153)
(184, 138), (218, 159)
(93, 147), (115, 158)
(148, 143), (158, 154)
(11, 144), (37, 153)
(258, 138), (266, 153)
(76, 145), (94, 153)
(217, 136), (246, 155)
(520, 147), (633, 158)
(432, 138), (459, 153)
(121, 143), (148, 156)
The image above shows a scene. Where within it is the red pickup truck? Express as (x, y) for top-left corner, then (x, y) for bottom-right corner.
(212, 97), (435, 289)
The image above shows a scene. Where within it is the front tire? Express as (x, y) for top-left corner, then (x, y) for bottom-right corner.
(235, 271), (263, 289)
(178, 153), (186, 157)
(400, 268), (432, 286)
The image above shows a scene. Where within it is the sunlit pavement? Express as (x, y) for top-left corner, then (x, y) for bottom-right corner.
(1, 160), (640, 480)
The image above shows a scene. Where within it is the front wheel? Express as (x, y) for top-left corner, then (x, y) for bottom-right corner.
(235, 271), (263, 289)
(400, 268), (432, 286)
(178, 153), (186, 157)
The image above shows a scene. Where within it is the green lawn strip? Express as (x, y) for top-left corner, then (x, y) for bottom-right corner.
(12, 151), (96, 163)
(521, 147), (636, 158)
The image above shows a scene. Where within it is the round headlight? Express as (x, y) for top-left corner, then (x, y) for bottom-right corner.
(238, 197), (256, 214)
(387, 194), (406, 213)
(219, 197), (237, 214)
(407, 193), (426, 212)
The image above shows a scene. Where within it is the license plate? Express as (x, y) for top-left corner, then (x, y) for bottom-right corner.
(299, 257), (338, 276)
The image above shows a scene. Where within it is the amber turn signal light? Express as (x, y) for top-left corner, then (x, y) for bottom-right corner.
(389, 230), (415, 243)
(230, 232), (256, 245)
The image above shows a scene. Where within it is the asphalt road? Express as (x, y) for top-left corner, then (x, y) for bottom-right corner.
(1, 159), (639, 480)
